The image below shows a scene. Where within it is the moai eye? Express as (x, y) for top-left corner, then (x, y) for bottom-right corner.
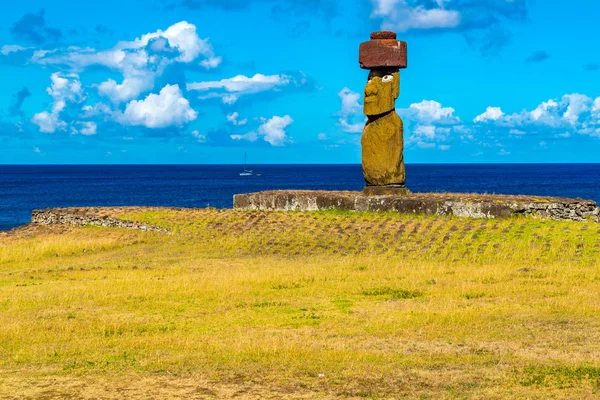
(382, 75), (394, 83)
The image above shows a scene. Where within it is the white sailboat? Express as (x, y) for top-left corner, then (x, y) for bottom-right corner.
(239, 152), (253, 176)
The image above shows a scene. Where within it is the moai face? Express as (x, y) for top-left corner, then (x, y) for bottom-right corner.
(364, 70), (400, 117)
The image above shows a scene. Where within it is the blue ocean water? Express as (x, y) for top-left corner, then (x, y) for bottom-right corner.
(1, 164), (600, 231)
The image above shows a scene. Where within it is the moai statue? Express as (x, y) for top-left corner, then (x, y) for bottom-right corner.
(359, 31), (409, 195)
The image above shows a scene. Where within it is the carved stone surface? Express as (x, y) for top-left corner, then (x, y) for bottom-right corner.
(234, 191), (600, 223)
(359, 38), (407, 70)
(370, 31), (397, 40)
(360, 32), (408, 190)
(362, 111), (406, 186)
(363, 186), (410, 196)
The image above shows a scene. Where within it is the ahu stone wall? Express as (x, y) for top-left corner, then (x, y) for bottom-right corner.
(234, 191), (600, 223)
(31, 209), (169, 232)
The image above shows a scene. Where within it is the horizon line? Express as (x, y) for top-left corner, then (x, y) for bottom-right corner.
(2, 162), (600, 166)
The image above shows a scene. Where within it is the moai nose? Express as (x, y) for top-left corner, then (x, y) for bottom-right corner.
(365, 81), (378, 96)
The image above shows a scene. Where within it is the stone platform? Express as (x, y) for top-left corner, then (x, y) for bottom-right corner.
(234, 190), (600, 222)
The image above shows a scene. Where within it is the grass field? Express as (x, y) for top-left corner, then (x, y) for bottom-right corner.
(1, 208), (600, 399)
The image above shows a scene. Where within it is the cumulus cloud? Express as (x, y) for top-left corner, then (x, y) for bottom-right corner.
(192, 130), (207, 143)
(97, 77), (155, 105)
(200, 56), (223, 69)
(33, 21), (220, 103)
(397, 99), (460, 148)
(187, 73), (293, 104)
(80, 121), (97, 136)
(592, 98), (600, 119)
(372, 0), (461, 32)
(229, 114), (293, 146)
(409, 125), (453, 149)
(226, 112), (248, 126)
(72, 121), (97, 136)
(473, 94), (600, 136)
(120, 84), (197, 129)
(474, 106), (504, 123)
(259, 115), (294, 146)
(32, 111), (67, 134)
(32, 73), (85, 133)
(403, 100), (460, 124)
(336, 88), (365, 133)
(371, 0), (530, 54)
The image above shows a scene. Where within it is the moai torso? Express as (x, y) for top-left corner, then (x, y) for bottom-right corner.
(359, 32), (408, 191)
(362, 111), (405, 186)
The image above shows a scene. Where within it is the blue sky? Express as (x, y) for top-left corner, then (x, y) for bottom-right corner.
(1, 0), (599, 164)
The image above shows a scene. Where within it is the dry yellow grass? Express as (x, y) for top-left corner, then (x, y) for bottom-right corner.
(1, 208), (600, 399)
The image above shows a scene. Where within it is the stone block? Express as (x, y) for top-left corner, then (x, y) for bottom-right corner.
(234, 190), (599, 223)
(360, 39), (407, 70)
(363, 186), (410, 196)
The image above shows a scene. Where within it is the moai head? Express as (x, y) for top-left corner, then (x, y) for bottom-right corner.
(364, 69), (399, 116)
(359, 31), (407, 117)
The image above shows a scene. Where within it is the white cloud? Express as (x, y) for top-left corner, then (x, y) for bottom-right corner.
(200, 56), (223, 69)
(318, 133), (328, 141)
(81, 103), (112, 118)
(187, 73), (291, 104)
(337, 88), (365, 133)
(130, 21), (216, 63)
(562, 94), (592, 126)
(416, 141), (436, 149)
(32, 73), (85, 133)
(226, 112), (248, 126)
(408, 123), (453, 148)
(530, 99), (558, 123)
(222, 95), (239, 104)
(474, 94), (600, 136)
(258, 115), (293, 146)
(372, 0), (461, 32)
(78, 121), (97, 136)
(46, 72), (85, 113)
(97, 77), (154, 104)
(121, 84), (197, 129)
(33, 21), (219, 103)
(474, 107), (504, 123)
(32, 111), (67, 134)
(401, 100), (460, 148)
(404, 100), (460, 124)
(414, 125), (437, 140)
(231, 132), (259, 142)
(592, 97), (600, 119)
(1, 45), (32, 55)
(191, 130), (207, 143)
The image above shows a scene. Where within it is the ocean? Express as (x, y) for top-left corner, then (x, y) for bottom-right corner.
(2, 164), (600, 231)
